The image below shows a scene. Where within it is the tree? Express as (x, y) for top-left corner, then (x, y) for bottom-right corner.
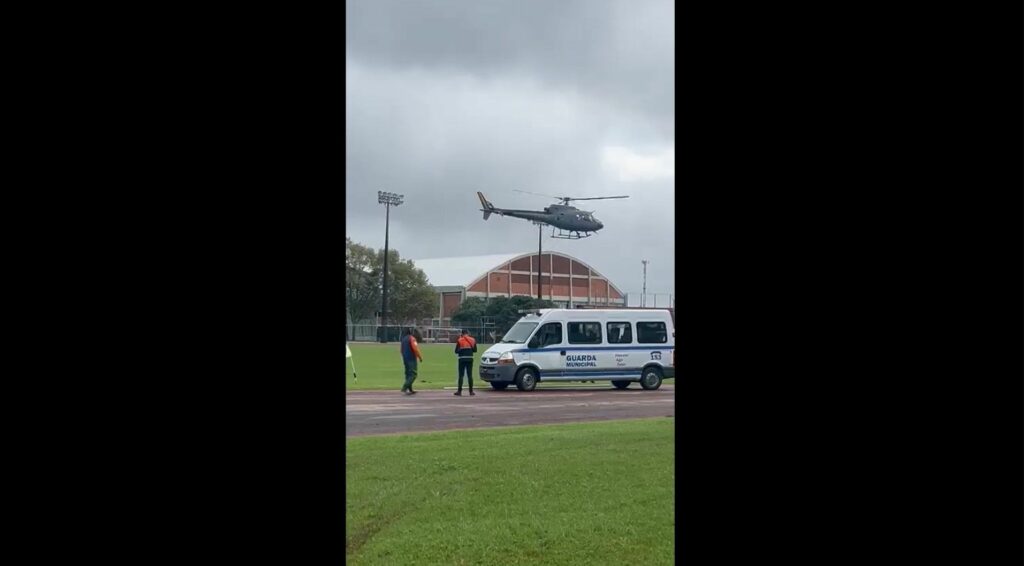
(384, 250), (437, 324)
(345, 238), (436, 326)
(346, 237), (380, 322)
(451, 297), (487, 326)
(477, 295), (555, 334)
(532, 298), (555, 310)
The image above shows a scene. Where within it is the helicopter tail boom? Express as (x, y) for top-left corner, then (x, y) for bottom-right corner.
(477, 191), (495, 220)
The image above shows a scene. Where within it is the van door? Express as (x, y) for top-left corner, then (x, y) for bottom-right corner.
(565, 321), (603, 381)
(527, 322), (564, 377)
(606, 321), (638, 378)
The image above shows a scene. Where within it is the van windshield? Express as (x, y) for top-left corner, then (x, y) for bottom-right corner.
(501, 322), (538, 343)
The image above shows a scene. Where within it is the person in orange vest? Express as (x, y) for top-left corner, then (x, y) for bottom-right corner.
(453, 329), (478, 396)
(399, 327), (424, 395)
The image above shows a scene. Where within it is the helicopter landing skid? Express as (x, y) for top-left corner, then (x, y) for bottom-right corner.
(550, 227), (593, 239)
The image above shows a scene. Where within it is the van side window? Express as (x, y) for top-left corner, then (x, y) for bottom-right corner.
(534, 323), (562, 347)
(606, 322), (632, 344)
(637, 322), (668, 344)
(568, 322), (602, 344)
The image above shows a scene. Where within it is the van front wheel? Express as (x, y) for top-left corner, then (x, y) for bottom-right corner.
(640, 367), (663, 390)
(612, 380), (631, 390)
(515, 368), (538, 392)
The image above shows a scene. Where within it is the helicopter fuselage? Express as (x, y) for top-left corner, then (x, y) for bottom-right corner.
(485, 205), (604, 233)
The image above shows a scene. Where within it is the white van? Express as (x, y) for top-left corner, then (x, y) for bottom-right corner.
(478, 309), (675, 391)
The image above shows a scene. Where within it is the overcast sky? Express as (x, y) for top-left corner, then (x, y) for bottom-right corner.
(346, 0), (675, 302)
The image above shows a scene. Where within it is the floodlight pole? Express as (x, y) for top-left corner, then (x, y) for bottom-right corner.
(382, 203), (390, 340)
(378, 191), (404, 343)
(641, 259), (648, 308)
(536, 222), (543, 300)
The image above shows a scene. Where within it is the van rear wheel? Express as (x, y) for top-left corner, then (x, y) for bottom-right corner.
(515, 368), (538, 392)
(490, 382), (510, 391)
(612, 380), (631, 390)
(640, 367), (663, 390)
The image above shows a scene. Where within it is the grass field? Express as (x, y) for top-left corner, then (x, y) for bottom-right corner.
(345, 342), (494, 390)
(346, 417), (675, 565)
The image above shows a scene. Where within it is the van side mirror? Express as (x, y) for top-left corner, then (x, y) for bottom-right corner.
(528, 336), (540, 349)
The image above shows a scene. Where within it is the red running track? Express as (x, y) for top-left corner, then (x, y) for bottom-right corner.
(346, 384), (675, 437)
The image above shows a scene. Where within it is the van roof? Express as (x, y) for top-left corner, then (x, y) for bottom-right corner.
(521, 308), (672, 318)
(538, 308), (670, 314)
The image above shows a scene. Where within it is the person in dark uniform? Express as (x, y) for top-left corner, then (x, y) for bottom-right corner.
(454, 329), (478, 396)
(400, 327), (424, 395)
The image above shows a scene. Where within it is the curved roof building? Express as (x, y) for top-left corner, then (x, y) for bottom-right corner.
(411, 251), (626, 323)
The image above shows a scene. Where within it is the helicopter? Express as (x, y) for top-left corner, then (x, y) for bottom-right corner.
(477, 190), (629, 239)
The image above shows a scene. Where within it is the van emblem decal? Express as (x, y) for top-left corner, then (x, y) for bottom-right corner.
(650, 352), (662, 360)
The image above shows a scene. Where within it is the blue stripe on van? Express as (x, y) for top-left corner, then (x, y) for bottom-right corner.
(510, 346), (673, 353)
(546, 367), (644, 373)
(543, 369), (643, 377)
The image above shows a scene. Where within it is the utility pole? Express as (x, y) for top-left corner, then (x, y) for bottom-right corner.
(534, 221), (543, 301)
(641, 259), (648, 308)
(378, 191), (404, 342)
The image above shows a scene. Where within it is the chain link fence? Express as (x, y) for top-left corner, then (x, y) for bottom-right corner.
(624, 293), (675, 308)
(346, 297), (676, 343)
(347, 325), (502, 344)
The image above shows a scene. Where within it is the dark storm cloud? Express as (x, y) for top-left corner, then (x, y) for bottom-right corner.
(345, 0), (674, 137)
(346, 0), (675, 299)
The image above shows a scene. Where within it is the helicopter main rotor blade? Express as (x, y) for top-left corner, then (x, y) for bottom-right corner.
(513, 189), (561, 200)
(561, 196), (630, 201)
